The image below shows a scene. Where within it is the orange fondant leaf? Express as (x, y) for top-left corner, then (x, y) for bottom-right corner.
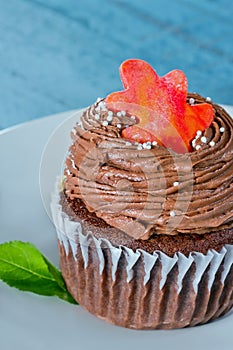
(105, 59), (215, 153)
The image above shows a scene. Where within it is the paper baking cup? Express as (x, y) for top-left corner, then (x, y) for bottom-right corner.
(51, 188), (233, 329)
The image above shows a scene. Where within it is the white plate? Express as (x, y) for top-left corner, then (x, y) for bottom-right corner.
(0, 106), (233, 350)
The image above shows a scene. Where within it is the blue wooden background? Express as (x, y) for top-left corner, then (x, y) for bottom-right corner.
(0, 0), (232, 129)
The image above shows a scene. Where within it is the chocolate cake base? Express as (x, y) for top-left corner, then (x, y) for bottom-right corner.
(60, 192), (233, 257)
(58, 240), (233, 329)
(55, 192), (233, 329)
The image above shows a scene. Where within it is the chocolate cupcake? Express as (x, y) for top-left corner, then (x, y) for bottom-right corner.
(51, 59), (233, 329)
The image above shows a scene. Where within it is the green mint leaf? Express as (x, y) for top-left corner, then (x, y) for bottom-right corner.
(0, 241), (77, 305)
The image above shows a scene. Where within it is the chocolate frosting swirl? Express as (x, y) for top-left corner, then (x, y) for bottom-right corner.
(64, 94), (233, 240)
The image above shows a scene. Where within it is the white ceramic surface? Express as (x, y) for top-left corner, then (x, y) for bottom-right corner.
(0, 106), (233, 350)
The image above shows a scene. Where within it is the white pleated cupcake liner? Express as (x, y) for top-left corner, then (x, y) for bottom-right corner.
(51, 185), (233, 294)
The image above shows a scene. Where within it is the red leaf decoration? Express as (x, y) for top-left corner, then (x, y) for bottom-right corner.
(105, 59), (214, 153)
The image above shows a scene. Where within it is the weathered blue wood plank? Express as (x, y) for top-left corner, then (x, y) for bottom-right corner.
(0, 0), (232, 129)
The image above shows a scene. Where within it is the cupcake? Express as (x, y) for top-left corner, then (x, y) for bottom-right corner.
(51, 59), (233, 329)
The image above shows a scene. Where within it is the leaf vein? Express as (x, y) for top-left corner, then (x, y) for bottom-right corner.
(0, 257), (57, 283)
